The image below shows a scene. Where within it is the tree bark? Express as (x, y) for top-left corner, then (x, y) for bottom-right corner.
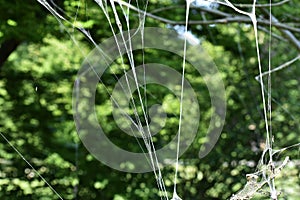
(0, 39), (21, 70)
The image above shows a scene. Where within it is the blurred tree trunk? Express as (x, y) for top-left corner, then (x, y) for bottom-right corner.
(0, 39), (21, 69)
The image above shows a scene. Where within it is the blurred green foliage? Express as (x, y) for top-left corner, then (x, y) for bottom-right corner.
(0, 0), (299, 199)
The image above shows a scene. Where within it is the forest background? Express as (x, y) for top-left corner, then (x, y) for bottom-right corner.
(0, 0), (299, 199)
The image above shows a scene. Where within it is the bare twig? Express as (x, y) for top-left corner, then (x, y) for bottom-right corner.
(114, 0), (300, 34)
(234, 0), (290, 8)
(255, 55), (300, 80)
(207, 0), (290, 8)
(150, 5), (231, 17)
(257, 25), (288, 42)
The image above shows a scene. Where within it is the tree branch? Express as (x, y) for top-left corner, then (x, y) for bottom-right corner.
(262, 9), (300, 51)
